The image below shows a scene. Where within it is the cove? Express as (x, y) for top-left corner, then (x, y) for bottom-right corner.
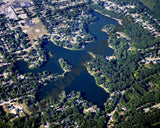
(16, 11), (118, 107)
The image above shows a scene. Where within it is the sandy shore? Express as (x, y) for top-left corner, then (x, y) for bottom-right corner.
(101, 28), (110, 35)
(88, 52), (96, 58)
(98, 84), (110, 93)
(63, 45), (84, 51)
(116, 32), (131, 40)
(101, 29), (116, 50)
(85, 65), (111, 94)
(108, 44), (114, 49)
(105, 14), (122, 25)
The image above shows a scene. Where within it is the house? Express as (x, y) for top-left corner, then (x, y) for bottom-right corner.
(24, 20), (34, 26)
(21, 2), (32, 7)
(18, 14), (27, 19)
(3, 6), (18, 20)
(9, 105), (14, 110)
(96, 70), (100, 73)
(24, 2), (32, 7)
(19, 108), (23, 113)
(11, 108), (18, 114)
(105, 56), (109, 60)
(141, 59), (146, 62)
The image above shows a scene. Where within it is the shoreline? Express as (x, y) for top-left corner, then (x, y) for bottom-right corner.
(98, 84), (110, 94)
(63, 45), (84, 51)
(88, 52), (96, 58)
(108, 44), (114, 49)
(51, 37), (94, 51)
(101, 29), (115, 50)
(94, 10), (122, 25)
(58, 58), (72, 73)
(85, 65), (110, 94)
(51, 38), (84, 51)
(101, 28), (110, 35)
(116, 32), (131, 40)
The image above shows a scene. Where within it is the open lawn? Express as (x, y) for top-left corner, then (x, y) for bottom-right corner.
(22, 17), (48, 44)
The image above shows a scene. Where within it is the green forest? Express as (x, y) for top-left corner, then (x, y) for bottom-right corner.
(0, 0), (160, 127)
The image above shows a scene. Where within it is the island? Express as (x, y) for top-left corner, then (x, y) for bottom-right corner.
(0, 0), (160, 128)
(58, 58), (72, 72)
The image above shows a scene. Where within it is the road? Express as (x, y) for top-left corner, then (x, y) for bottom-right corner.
(0, 95), (34, 106)
(144, 103), (160, 112)
(107, 90), (125, 122)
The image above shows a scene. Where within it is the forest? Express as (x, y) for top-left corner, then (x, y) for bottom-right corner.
(32, 0), (97, 50)
(87, 6), (160, 120)
(0, 0), (160, 127)
(0, 91), (108, 128)
(58, 58), (72, 72)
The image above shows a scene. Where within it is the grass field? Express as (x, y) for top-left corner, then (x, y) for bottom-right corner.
(22, 17), (48, 44)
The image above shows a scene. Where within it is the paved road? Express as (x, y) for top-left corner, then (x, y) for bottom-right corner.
(107, 90), (125, 122)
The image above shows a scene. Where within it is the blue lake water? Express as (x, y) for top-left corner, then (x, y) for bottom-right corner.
(16, 11), (118, 107)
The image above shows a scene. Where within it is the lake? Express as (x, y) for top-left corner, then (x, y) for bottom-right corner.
(16, 11), (118, 107)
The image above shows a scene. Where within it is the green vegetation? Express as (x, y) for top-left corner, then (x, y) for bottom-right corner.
(108, 0), (138, 6)
(90, 3), (124, 19)
(123, 22), (160, 49)
(0, 0), (160, 127)
(42, 91), (108, 128)
(113, 107), (160, 128)
(0, 91), (108, 128)
(87, 1), (160, 124)
(0, 14), (8, 31)
(32, 0), (96, 50)
(87, 36), (142, 92)
(58, 58), (72, 72)
(22, 7), (33, 19)
(140, 0), (160, 20)
(0, 106), (14, 126)
(102, 24), (116, 34)
(105, 93), (120, 113)
(11, 116), (41, 128)
(139, 0), (153, 9)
